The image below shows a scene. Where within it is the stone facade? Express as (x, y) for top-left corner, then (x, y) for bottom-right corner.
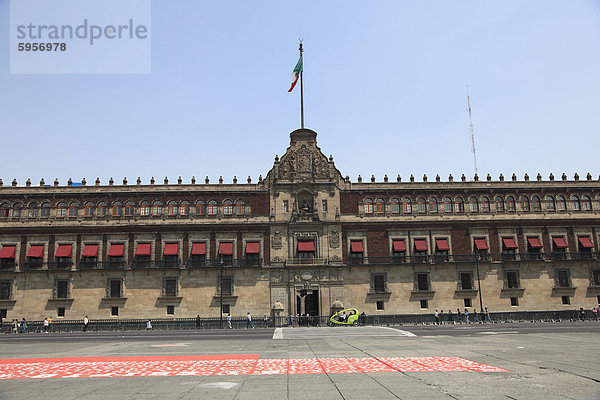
(0, 128), (599, 321)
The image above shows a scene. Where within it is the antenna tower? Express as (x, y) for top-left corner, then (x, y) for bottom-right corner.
(466, 86), (478, 176)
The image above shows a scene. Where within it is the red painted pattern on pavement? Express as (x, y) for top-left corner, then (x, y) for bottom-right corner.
(0, 355), (507, 380)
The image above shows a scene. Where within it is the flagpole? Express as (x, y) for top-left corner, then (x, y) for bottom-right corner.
(299, 40), (304, 129)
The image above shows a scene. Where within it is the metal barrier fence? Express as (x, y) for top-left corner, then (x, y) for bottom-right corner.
(1, 310), (597, 334)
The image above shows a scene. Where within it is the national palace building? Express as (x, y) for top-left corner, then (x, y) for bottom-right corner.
(0, 128), (599, 321)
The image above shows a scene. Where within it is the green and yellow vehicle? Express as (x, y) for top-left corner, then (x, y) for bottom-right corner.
(329, 308), (359, 326)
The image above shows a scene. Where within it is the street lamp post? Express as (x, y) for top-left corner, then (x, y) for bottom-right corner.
(475, 255), (484, 313)
(219, 257), (223, 329)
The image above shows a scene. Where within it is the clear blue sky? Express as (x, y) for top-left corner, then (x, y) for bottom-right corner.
(1, 1), (599, 185)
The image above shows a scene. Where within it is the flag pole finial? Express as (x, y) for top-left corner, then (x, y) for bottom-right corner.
(299, 39), (304, 129)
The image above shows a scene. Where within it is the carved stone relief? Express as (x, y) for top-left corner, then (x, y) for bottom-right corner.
(328, 230), (340, 248)
(271, 231), (282, 249)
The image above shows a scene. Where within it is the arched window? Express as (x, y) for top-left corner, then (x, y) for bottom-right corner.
(41, 202), (51, 217)
(495, 196), (504, 212)
(84, 201), (94, 217)
(140, 201), (150, 216)
(167, 200), (178, 216)
(0, 203), (9, 218)
(520, 196), (530, 211)
(506, 196), (516, 211)
(234, 200), (245, 216)
(545, 196), (555, 211)
(195, 201), (205, 216)
(532, 196), (541, 211)
(97, 202), (107, 217)
(151, 201), (162, 216)
(11, 202), (22, 218)
(556, 195), (566, 211)
(124, 201), (135, 217)
(481, 197), (490, 212)
(390, 198), (400, 214)
(207, 200), (218, 216)
(582, 195), (592, 211)
(68, 202), (79, 217)
(428, 198), (438, 213)
(375, 198), (385, 214)
(570, 195), (580, 211)
(223, 200), (233, 216)
(454, 197), (464, 212)
(468, 197), (479, 213)
(402, 198), (412, 214)
(111, 201), (123, 217)
(442, 197), (452, 213)
(180, 201), (190, 216)
(417, 198), (426, 213)
(28, 202), (38, 218)
(363, 199), (373, 215)
(56, 202), (67, 218)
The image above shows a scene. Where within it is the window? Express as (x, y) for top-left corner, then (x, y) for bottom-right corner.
(189, 242), (207, 267)
(578, 236), (594, 259)
(363, 199), (373, 214)
(0, 309), (6, 320)
(297, 240), (315, 260)
(454, 197), (464, 212)
(41, 202), (51, 217)
(322, 200), (327, 212)
(376, 300), (384, 311)
(111, 202), (122, 217)
(375, 198), (385, 214)
(417, 198), (426, 213)
(124, 201), (134, 217)
(463, 298), (472, 308)
(222, 304), (230, 314)
(84, 202), (94, 217)
(552, 237), (568, 260)
(556, 196), (566, 211)
(0, 203), (8, 218)
(495, 196), (504, 212)
(68, 204), (79, 217)
(440, 197), (451, 213)
(434, 238), (450, 262)
(25, 245), (44, 268)
(80, 244), (98, 268)
(501, 237), (517, 261)
(166, 305), (175, 315)
(55, 244), (73, 268)
(481, 197), (490, 212)
(505, 270), (520, 288)
(520, 196), (530, 211)
(545, 196), (555, 211)
(55, 280), (69, 299)
(164, 278), (178, 297)
(220, 276), (233, 296)
(111, 306), (119, 316)
(416, 273), (429, 291)
(526, 237), (544, 260)
(402, 198), (412, 214)
(133, 243), (151, 268)
(428, 198), (438, 213)
(151, 202), (162, 216)
(556, 269), (571, 288)
(459, 272), (473, 290)
(167, 201), (178, 216)
(0, 245), (16, 269)
(468, 197), (478, 212)
(108, 244), (125, 268)
(506, 196), (516, 211)
(245, 242), (260, 266)
(109, 279), (122, 298)
(28, 202), (38, 218)
(510, 297), (519, 307)
(180, 201), (190, 216)
(11, 203), (22, 218)
(218, 242), (234, 265)
(570, 196), (580, 211)
(234, 200), (245, 216)
(0, 281), (11, 300)
(223, 200), (233, 216)
(532, 196), (541, 211)
(207, 200), (218, 216)
(97, 202), (106, 217)
(283, 200), (289, 213)
(392, 239), (406, 262)
(561, 296), (570, 305)
(591, 269), (600, 286)
(195, 201), (205, 216)
(57, 307), (65, 317)
(349, 240), (364, 264)
(390, 198), (400, 214)
(582, 195), (592, 211)
(473, 238), (489, 260)
(420, 299), (428, 309)
(163, 243), (179, 267)
(56, 202), (67, 218)
(372, 273), (386, 293)
(413, 239), (428, 262)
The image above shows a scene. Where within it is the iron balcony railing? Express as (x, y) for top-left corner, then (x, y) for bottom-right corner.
(47, 261), (73, 270)
(78, 261), (126, 270)
(186, 259), (263, 268)
(285, 258), (328, 266)
(130, 260), (182, 269)
(0, 261), (16, 271)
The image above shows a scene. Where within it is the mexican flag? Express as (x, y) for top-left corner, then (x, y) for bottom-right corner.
(288, 55), (303, 92)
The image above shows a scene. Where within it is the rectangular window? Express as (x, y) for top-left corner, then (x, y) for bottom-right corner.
(0, 281), (11, 300)
(392, 239), (406, 262)
(501, 237), (517, 261)
(244, 242), (260, 266)
(372, 274), (386, 293)
(434, 238), (450, 262)
(220, 277), (232, 296)
(562, 296), (570, 305)
(56, 280), (69, 299)
(151, 205), (161, 216)
(506, 270), (520, 288)
(109, 279), (122, 298)
(376, 300), (384, 311)
(459, 272), (473, 290)
(124, 205), (133, 217)
(0, 309), (6, 320)
(166, 305), (175, 315)
(552, 237), (568, 260)
(57, 307), (65, 317)
(97, 206), (105, 217)
(140, 206), (150, 216)
(283, 200), (289, 213)
(510, 297), (519, 306)
(164, 278), (178, 296)
(464, 298), (472, 308)
(297, 240), (315, 261)
(413, 239), (428, 263)
(322, 200), (327, 212)
(222, 304), (230, 314)
(473, 238), (489, 260)
(592, 270), (600, 287)
(526, 237), (543, 260)
(420, 299), (428, 309)
(189, 242), (207, 267)
(111, 306), (119, 316)
(349, 240), (364, 265)
(416, 273), (429, 291)
(218, 242), (234, 265)
(556, 270), (570, 288)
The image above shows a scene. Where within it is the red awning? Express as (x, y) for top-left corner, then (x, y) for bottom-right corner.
(27, 245), (44, 258)
(191, 242), (206, 255)
(392, 239), (406, 252)
(219, 242), (233, 255)
(81, 244), (98, 257)
(108, 244), (124, 257)
(502, 238), (517, 250)
(474, 239), (489, 250)
(163, 243), (178, 256)
(414, 239), (428, 252)
(246, 242), (260, 254)
(55, 244), (72, 258)
(552, 237), (568, 249)
(298, 241), (315, 252)
(578, 237), (594, 249)
(135, 243), (151, 256)
(527, 237), (543, 249)
(435, 239), (450, 251)
(0, 246), (16, 259)
(350, 241), (364, 253)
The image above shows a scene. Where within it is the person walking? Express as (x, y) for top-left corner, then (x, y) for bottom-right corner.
(12, 319), (18, 334)
(434, 310), (439, 325)
(21, 317), (27, 333)
(464, 309), (470, 324)
(263, 314), (269, 327)
(440, 310), (444, 325)
(289, 313), (294, 327)
(484, 307), (492, 323)
(226, 313), (233, 329)
(83, 316), (89, 332)
(146, 319), (152, 330)
(195, 315), (201, 329)
(457, 309), (462, 324)
(473, 310), (481, 323)
(48, 316), (53, 332)
(579, 307), (586, 322)
(246, 312), (253, 329)
(43, 318), (49, 333)
(593, 307), (598, 321)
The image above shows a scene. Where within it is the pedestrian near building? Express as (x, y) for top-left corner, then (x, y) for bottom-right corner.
(263, 314), (269, 327)
(579, 307), (585, 322)
(447, 309), (453, 324)
(195, 315), (201, 329)
(434, 310), (439, 325)
(21, 317), (27, 333)
(246, 312), (253, 329)
(83, 316), (89, 332)
(43, 318), (49, 333)
(593, 307), (598, 321)
(12, 319), (18, 334)
(456, 309), (462, 324)
(464, 309), (470, 324)
(473, 310), (481, 323)
(48, 316), (52, 332)
(440, 310), (444, 325)
(484, 307), (492, 323)
(289, 313), (294, 327)
(146, 320), (152, 330)
(227, 313), (233, 329)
